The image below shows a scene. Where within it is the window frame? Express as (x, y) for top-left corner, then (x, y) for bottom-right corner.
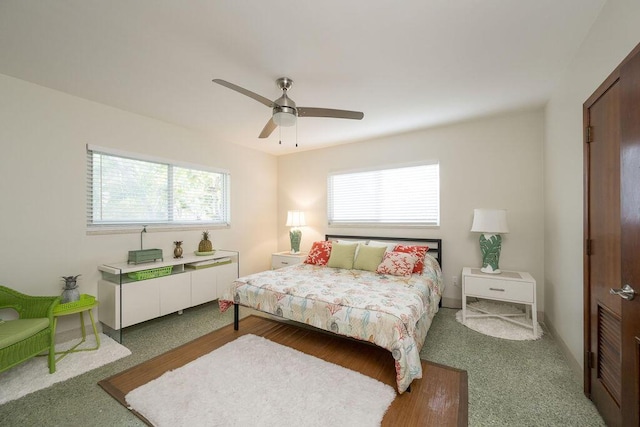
(327, 161), (440, 228)
(86, 144), (230, 234)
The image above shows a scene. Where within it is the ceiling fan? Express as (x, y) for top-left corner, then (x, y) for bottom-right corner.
(212, 77), (364, 139)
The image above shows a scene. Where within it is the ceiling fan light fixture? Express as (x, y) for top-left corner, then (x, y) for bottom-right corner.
(273, 106), (297, 127)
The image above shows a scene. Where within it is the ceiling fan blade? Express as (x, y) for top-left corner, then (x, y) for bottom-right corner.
(297, 107), (364, 120)
(258, 117), (277, 138)
(212, 79), (274, 108)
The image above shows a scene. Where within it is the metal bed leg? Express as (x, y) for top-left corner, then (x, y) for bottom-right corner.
(234, 303), (239, 331)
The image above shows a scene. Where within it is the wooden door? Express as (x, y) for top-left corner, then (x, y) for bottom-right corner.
(619, 45), (640, 426)
(584, 43), (640, 427)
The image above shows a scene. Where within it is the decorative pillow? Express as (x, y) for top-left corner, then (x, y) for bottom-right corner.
(337, 239), (367, 246)
(337, 239), (367, 257)
(367, 240), (396, 253)
(304, 241), (333, 265)
(353, 244), (386, 272)
(376, 252), (419, 277)
(393, 245), (430, 274)
(326, 242), (358, 269)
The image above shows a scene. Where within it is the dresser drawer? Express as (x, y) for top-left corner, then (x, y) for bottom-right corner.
(464, 276), (534, 303)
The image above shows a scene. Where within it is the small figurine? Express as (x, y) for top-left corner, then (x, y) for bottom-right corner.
(173, 241), (184, 258)
(61, 275), (81, 303)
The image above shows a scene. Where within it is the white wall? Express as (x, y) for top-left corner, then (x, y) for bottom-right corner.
(0, 74), (278, 334)
(544, 0), (640, 372)
(278, 109), (545, 310)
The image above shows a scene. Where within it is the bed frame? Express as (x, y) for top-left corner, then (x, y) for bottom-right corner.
(233, 235), (443, 330)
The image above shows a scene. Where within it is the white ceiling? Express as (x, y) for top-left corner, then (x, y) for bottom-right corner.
(0, 1), (606, 155)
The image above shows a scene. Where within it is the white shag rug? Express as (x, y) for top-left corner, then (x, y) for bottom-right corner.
(456, 300), (543, 341)
(126, 334), (396, 427)
(0, 333), (131, 405)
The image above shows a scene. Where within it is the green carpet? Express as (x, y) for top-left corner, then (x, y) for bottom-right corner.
(0, 303), (603, 426)
(421, 308), (604, 426)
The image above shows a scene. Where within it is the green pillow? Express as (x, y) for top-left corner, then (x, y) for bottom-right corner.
(327, 242), (358, 269)
(353, 244), (386, 272)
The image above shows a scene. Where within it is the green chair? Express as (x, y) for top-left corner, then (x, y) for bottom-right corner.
(0, 286), (59, 374)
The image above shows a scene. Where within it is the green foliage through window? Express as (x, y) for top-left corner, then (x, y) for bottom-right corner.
(87, 146), (230, 228)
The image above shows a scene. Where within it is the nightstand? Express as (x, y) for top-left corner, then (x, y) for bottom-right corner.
(271, 251), (307, 269)
(462, 267), (538, 336)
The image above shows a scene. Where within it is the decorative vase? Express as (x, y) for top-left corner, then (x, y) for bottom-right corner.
(61, 275), (81, 304)
(173, 241), (183, 259)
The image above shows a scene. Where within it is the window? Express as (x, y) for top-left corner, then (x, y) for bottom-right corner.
(87, 145), (230, 230)
(327, 162), (439, 227)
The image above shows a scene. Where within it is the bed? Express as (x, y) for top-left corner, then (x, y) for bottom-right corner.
(219, 235), (443, 393)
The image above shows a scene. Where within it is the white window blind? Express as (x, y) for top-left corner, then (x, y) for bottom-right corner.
(87, 146), (230, 229)
(328, 163), (440, 226)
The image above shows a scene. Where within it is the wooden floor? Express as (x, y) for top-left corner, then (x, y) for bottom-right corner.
(99, 315), (468, 426)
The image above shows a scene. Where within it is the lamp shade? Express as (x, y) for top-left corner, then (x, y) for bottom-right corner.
(471, 209), (509, 234)
(286, 210), (306, 227)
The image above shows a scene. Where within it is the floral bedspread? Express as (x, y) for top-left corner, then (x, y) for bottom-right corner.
(219, 255), (442, 393)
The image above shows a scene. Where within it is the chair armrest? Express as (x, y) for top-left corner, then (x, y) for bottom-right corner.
(0, 287), (59, 319)
(21, 295), (60, 319)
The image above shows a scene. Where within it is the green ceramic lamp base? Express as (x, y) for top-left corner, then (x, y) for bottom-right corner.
(479, 233), (502, 274)
(289, 229), (302, 254)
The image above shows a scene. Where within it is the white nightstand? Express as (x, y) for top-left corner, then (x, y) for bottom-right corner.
(271, 251), (307, 269)
(462, 267), (538, 337)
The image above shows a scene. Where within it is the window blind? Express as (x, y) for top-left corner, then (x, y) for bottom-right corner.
(328, 163), (440, 226)
(87, 146), (230, 229)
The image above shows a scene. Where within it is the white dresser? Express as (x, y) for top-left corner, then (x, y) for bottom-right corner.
(98, 251), (239, 332)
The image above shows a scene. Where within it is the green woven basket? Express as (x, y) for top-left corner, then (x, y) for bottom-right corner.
(54, 294), (96, 313)
(127, 265), (173, 281)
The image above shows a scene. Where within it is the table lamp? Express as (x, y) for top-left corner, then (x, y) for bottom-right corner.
(286, 210), (306, 254)
(471, 209), (509, 274)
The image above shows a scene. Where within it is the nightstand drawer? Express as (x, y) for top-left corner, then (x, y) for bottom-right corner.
(272, 256), (295, 269)
(271, 252), (307, 269)
(464, 276), (534, 303)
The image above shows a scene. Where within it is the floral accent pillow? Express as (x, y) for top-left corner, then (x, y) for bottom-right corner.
(304, 241), (333, 265)
(376, 251), (419, 277)
(393, 245), (430, 274)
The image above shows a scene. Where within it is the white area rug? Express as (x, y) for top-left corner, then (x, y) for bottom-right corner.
(126, 334), (396, 427)
(0, 333), (131, 405)
(456, 300), (543, 341)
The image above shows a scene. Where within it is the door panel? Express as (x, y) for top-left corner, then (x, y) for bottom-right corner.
(620, 48), (640, 427)
(585, 43), (640, 427)
(587, 80), (622, 426)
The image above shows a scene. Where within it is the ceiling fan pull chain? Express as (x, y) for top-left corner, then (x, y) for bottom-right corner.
(295, 120), (298, 147)
(279, 126), (282, 145)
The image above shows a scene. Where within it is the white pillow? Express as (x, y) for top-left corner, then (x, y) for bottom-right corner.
(367, 240), (396, 253)
(337, 239), (366, 246)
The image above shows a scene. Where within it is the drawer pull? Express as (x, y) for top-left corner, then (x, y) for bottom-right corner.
(489, 287), (505, 292)
(281, 261), (289, 265)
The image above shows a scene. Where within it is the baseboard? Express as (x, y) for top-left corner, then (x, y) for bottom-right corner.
(441, 297), (462, 309)
(544, 316), (583, 386)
